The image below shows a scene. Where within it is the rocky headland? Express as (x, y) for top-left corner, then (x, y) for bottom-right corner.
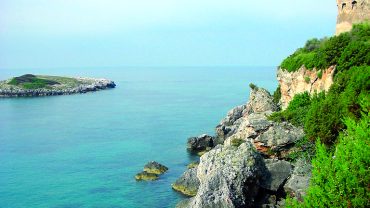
(174, 86), (312, 208)
(0, 74), (116, 97)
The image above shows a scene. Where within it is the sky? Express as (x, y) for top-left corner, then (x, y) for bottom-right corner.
(0, 0), (337, 69)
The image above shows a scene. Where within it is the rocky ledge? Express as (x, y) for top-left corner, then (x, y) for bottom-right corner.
(0, 74), (116, 97)
(174, 86), (310, 208)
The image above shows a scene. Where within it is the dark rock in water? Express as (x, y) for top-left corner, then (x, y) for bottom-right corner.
(261, 159), (292, 192)
(135, 171), (159, 181)
(172, 167), (200, 196)
(284, 159), (311, 201)
(187, 134), (215, 152)
(135, 161), (168, 181)
(143, 161), (168, 175)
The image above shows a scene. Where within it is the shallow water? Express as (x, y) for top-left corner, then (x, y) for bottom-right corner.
(0, 66), (277, 208)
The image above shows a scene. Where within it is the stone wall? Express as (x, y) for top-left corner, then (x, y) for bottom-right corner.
(336, 0), (370, 35)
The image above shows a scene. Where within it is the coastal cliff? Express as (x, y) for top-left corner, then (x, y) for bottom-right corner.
(176, 87), (309, 208)
(174, 2), (369, 207)
(277, 66), (336, 109)
(0, 74), (116, 97)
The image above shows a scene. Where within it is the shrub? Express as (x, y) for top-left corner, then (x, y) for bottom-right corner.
(280, 22), (370, 73)
(317, 70), (323, 79)
(304, 66), (370, 144)
(268, 92), (311, 127)
(249, 83), (258, 90)
(304, 76), (310, 83)
(286, 101), (370, 208)
(272, 85), (281, 105)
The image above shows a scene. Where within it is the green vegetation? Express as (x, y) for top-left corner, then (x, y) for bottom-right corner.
(269, 92), (311, 127)
(317, 70), (323, 79)
(272, 85), (281, 105)
(8, 74), (60, 89)
(273, 23), (370, 207)
(280, 22), (370, 72)
(286, 102), (370, 207)
(270, 66), (369, 145)
(249, 83), (258, 90)
(304, 76), (311, 83)
(230, 138), (245, 147)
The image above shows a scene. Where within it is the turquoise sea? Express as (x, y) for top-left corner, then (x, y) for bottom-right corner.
(0, 67), (277, 208)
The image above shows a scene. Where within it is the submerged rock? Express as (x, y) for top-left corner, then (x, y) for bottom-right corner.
(135, 171), (159, 181)
(187, 134), (215, 152)
(143, 161), (168, 175)
(172, 167), (200, 196)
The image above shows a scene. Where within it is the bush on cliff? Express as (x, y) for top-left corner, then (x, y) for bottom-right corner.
(280, 22), (370, 73)
(269, 92), (311, 127)
(286, 101), (370, 208)
(271, 66), (369, 145)
(305, 66), (370, 144)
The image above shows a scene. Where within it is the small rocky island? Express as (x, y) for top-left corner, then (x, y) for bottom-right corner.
(135, 161), (169, 181)
(0, 74), (116, 97)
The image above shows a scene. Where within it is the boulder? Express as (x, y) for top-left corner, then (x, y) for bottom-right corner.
(187, 134), (214, 152)
(254, 122), (304, 153)
(187, 142), (264, 208)
(284, 159), (311, 201)
(172, 167), (200, 196)
(215, 104), (246, 141)
(245, 87), (279, 114)
(143, 161), (168, 175)
(260, 159), (292, 192)
(215, 86), (278, 143)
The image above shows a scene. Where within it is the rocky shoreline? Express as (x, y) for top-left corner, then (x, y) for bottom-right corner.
(0, 76), (116, 97)
(174, 86), (311, 208)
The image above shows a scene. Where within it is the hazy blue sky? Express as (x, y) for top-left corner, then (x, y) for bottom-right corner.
(0, 0), (337, 69)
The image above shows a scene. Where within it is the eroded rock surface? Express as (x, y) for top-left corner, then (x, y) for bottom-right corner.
(187, 142), (264, 208)
(172, 167), (200, 196)
(277, 66), (335, 109)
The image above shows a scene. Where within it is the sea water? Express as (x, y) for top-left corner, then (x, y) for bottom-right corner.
(0, 67), (277, 208)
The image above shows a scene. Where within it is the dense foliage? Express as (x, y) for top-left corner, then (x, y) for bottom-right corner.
(286, 102), (370, 208)
(280, 23), (370, 73)
(269, 92), (311, 127)
(272, 85), (281, 105)
(270, 66), (370, 144)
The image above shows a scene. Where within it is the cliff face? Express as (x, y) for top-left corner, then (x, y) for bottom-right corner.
(336, 0), (370, 35)
(277, 66), (336, 109)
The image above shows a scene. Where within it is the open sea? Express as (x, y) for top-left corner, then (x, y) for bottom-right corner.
(0, 67), (277, 208)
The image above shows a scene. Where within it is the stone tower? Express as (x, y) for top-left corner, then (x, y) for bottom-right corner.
(336, 0), (370, 35)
